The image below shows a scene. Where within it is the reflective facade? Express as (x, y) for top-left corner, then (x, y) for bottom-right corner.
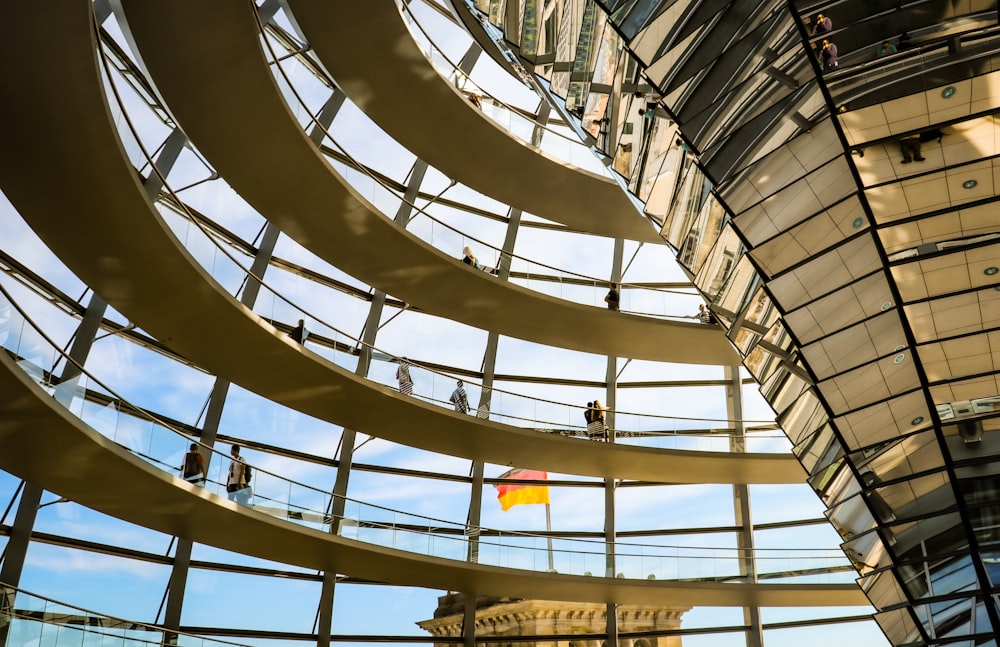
(467, 0), (1000, 644)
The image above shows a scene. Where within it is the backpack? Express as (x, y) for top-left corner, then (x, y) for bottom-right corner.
(183, 452), (201, 478)
(243, 463), (252, 484)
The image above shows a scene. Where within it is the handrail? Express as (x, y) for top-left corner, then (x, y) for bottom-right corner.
(825, 26), (1000, 112)
(254, 7), (691, 312)
(395, 0), (604, 166)
(92, 23), (785, 454)
(0, 283), (850, 581)
(0, 583), (247, 647)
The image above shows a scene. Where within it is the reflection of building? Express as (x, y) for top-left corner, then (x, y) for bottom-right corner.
(472, 1), (1000, 644)
(419, 594), (688, 647)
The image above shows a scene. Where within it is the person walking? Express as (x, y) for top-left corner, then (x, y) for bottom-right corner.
(449, 380), (470, 414)
(811, 13), (832, 36)
(604, 283), (620, 311)
(820, 39), (839, 71)
(396, 358), (414, 396)
(181, 443), (205, 487)
(227, 444), (251, 507)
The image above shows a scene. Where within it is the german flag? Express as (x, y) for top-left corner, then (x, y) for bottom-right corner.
(494, 469), (549, 511)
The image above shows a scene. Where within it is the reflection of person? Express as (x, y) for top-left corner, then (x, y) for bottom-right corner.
(820, 39), (838, 71)
(876, 41), (897, 58)
(698, 303), (716, 324)
(642, 91), (660, 119)
(811, 13), (832, 35)
(449, 380), (470, 414)
(604, 283), (620, 311)
(396, 358), (414, 396)
(899, 135), (925, 163)
(227, 444), (251, 506)
(181, 443), (205, 486)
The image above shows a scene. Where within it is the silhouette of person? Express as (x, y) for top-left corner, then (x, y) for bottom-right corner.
(605, 283), (620, 311)
(181, 443), (205, 486)
(289, 318), (309, 345)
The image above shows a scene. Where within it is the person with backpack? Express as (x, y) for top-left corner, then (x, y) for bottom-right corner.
(181, 443), (205, 487)
(227, 444), (252, 507)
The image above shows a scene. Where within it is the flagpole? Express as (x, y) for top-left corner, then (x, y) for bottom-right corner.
(545, 502), (554, 572)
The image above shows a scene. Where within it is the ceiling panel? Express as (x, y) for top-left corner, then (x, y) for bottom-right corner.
(783, 272), (894, 344)
(921, 329), (1000, 382)
(802, 310), (908, 381)
(834, 390), (931, 451)
(904, 287), (1000, 342)
(893, 240), (1000, 302)
(929, 372), (1000, 404)
(769, 234), (884, 311)
(818, 352), (922, 415)
(879, 201), (999, 254)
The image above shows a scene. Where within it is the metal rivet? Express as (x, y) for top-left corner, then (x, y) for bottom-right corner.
(985, 267), (998, 276)
(881, 302), (892, 312)
(911, 416), (924, 425)
(852, 217), (864, 229)
(942, 86), (956, 98)
(894, 353), (905, 364)
(895, 345), (905, 352)
(963, 179), (978, 189)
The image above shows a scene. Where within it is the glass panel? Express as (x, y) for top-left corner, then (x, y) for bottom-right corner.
(874, 606), (922, 644)
(834, 391), (932, 451)
(861, 567), (908, 611)
(851, 429), (945, 484)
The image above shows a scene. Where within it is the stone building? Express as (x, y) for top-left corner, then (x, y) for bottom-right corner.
(419, 594), (689, 647)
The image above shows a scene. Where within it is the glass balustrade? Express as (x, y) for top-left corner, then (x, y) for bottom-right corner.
(93, 32), (789, 456)
(0, 585), (243, 647)
(395, 0), (611, 175)
(251, 10), (698, 321)
(0, 288), (847, 583)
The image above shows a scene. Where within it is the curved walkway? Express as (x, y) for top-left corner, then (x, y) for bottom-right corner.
(0, 346), (866, 607)
(117, 0), (733, 365)
(286, 0), (660, 244)
(0, 1), (797, 485)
